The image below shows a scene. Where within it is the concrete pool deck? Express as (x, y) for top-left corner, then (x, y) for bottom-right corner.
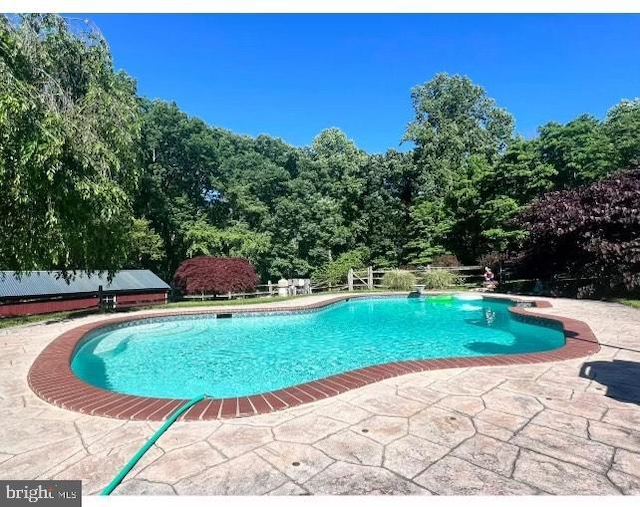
(27, 293), (599, 421)
(1, 294), (640, 495)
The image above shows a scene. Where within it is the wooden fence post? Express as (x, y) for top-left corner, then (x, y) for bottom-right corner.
(98, 285), (104, 312)
(348, 268), (354, 291)
(367, 266), (373, 290)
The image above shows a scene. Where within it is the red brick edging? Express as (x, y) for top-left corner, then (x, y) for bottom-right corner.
(27, 294), (599, 421)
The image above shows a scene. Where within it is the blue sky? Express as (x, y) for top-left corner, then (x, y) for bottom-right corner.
(87, 14), (640, 154)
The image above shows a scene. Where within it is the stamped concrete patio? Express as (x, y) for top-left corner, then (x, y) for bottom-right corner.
(1, 295), (640, 495)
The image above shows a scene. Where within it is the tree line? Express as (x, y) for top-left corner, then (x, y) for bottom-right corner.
(2, 14), (639, 294)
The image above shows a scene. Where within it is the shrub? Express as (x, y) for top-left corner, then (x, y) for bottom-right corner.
(514, 167), (640, 297)
(419, 269), (463, 289)
(314, 248), (368, 285)
(381, 270), (417, 291)
(431, 254), (461, 267)
(173, 256), (259, 295)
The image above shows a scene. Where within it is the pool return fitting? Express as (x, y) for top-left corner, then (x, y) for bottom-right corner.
(100, 394), (210, 495)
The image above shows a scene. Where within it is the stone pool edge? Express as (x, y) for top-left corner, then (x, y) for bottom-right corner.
(27, 294), (600, 421)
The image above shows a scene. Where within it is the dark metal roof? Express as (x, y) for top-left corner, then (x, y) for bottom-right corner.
(0, 270), (170, 299)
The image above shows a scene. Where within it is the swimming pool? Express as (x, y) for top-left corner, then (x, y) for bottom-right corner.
(70, 296), (565, 399)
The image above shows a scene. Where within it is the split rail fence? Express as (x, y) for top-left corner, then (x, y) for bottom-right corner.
(181, 266), (484, 301)
(181, 284), (276, 301)
(347, 266), (483, 291)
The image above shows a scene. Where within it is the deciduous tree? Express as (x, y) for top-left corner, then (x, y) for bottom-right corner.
(0, 14), (141, 275)
(173, 256), (260, 295)
(515, 168), (640, 297)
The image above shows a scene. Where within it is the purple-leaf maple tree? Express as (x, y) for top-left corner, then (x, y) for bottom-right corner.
(515, 167), (640, 297)
(173, 256), (260, 295)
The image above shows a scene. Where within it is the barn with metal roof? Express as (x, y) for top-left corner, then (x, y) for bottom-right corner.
(0, 270), (170, 317)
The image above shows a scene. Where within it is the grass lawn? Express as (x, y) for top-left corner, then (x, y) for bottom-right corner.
(0, 310), (81, 330)
(614, 299), (640, 310)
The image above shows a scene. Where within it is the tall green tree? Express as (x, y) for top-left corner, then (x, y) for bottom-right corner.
(306, 127), (368, 252)
(403, 73), (514, 198)
(405, 199), (454, 265)
(135, 100), (223, 277)
(443, 155), (493, 262)
(125, 218), (165, 270)
(357, 150), (413, 267)
(474, 139), (556, 254)
(266, 181), (350, 278)
(402, 73), (514, 263)
(602, 99), (640, 170)
(538, 114), (613, 188)
(0, 14), (141, 275)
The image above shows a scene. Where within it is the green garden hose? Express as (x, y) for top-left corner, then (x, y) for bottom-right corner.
(100, 394), (209, 495)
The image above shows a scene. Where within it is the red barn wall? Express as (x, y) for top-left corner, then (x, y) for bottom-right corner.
(0, 291), (168, 317)
(0, 297), (99, 317)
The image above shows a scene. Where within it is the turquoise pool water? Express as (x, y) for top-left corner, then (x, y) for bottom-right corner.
(71, 296), (565, 399)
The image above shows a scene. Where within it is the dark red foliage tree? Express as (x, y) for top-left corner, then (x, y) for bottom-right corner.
(173, 256), (260, 295)
(514, 168), (640, 297)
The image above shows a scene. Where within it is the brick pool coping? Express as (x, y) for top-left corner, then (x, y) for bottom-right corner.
(27, 294), (600, 421)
